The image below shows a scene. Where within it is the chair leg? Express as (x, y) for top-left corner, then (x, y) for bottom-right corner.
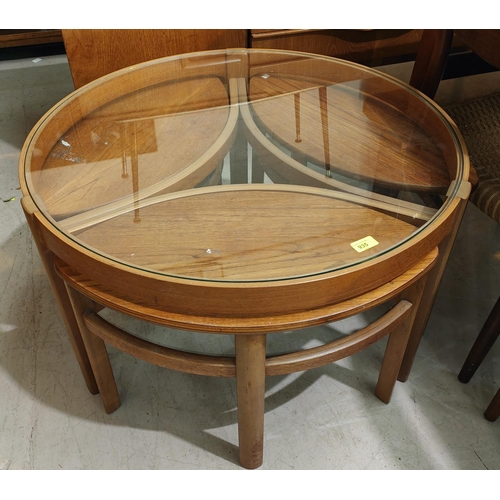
(484, 388), (500, 422)
(458, 295), (500, 383)
(409, 29), (453, 98)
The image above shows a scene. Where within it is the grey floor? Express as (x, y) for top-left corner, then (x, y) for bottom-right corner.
(0, 53), (499, 470)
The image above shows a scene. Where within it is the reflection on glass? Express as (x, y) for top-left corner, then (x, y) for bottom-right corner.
(24, 50), (464, 282)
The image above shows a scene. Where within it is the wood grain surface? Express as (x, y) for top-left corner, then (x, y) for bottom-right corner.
(62, 29), (248, 88)
(20, 50), (470, 319)
(34, 77), (231, 218)
(19, 49), (472, 469)
(72, 185), (418, 281)
(249, 75), (450, 191)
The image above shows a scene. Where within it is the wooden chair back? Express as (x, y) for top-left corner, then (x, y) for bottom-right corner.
(454, 29), (500, 69)
(410, 29), (500, 99)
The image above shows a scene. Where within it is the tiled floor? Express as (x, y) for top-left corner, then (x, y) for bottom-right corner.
(0, 53), (499, 470)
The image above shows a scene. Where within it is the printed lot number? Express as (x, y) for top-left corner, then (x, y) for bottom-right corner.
(350, 236), (379, 253)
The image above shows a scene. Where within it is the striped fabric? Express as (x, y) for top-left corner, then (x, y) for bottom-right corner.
(444, 92), (500, 224)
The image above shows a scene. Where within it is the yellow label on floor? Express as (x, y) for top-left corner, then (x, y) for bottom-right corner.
(350, 236), (379, 253)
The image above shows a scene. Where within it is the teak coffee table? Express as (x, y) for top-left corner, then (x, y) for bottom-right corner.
(19, 49), (471, 468)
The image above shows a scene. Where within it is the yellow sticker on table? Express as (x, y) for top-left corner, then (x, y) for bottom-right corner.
(350, 236), (379, 253)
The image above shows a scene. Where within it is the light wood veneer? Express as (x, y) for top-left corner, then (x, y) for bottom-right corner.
(19, 49), (471, 468)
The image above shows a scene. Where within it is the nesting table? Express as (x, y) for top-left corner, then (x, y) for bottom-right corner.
(19, 49), (471, 468)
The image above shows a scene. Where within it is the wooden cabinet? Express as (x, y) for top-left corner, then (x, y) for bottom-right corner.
(58, 29), (472, 90)
(1, 29), (468, 72)
(249, 29), (425, 66)
(0, 30), (63, 48)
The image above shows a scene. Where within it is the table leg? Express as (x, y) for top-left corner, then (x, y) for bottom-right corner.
(235, 334), (266, 469)
(65, 283), (121, 414)
(398, 197), (469, 382)
(21, 198), (98, 394)
(376, 275), (428, 403)
(251, 149), (265, 183)
(230, 127), (248, 184)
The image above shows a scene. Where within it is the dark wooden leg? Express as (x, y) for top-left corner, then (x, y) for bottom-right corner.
(459, 295), (500, 383)
(235, 334), (266, 469)
(458, 296), (500, 422)
(21, 197), (99, 394)
(65, 283), (121, 414)
(376, 274), (428, 403)
(484, 388), (500, 422)
(409, 29), (454, 98)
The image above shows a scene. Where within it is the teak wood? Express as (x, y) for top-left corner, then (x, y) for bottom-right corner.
(61, 29), (431, 91)
(19, 49), (471, 468)
(250, 29), (425, 67)
(53, 247), (437, 469)
(62, 29), (248, 89)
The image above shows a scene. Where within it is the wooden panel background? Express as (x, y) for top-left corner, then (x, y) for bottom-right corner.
(0, 29), (63, 48)
(62, 29), (248, 88)
(250, 29), (425, 66)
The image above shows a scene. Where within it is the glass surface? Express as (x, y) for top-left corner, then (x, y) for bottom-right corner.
(23, 49), (465, 282)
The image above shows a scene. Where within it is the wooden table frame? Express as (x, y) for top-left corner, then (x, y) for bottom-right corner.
(21, 191), (468, 468)
(19, 50), (472, 468)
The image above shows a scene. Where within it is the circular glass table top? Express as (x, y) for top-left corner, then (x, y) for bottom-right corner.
(21, 49), (467, 283)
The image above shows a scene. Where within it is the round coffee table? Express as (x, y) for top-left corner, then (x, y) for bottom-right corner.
(19, 49), (471, 468)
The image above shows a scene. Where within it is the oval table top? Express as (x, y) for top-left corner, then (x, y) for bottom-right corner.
(20, 49), (469, 288)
